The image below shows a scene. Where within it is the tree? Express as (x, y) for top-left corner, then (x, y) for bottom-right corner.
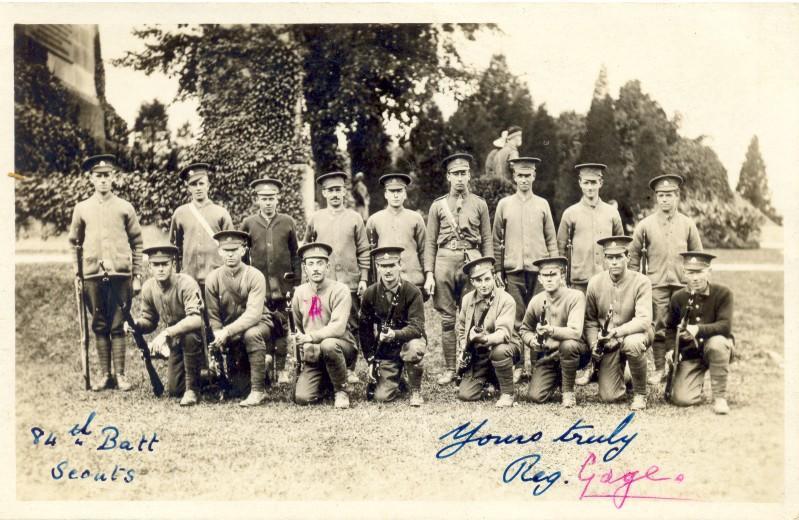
(736, 135), (782, 225)
(522, 105), (560, 209)
(552, 110), (585, 222)
(130, 98), (177, 172)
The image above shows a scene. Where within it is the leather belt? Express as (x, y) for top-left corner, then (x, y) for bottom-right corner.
(446, 239), (475, 251)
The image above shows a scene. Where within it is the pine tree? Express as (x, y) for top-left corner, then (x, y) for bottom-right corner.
(736, 135), (781, 224)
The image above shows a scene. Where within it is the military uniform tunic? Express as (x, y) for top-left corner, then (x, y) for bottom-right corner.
(169, 200), (233, 285)
(366, 208), (426, 287)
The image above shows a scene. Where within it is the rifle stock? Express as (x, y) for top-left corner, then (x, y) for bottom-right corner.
(665, 292), (695, 399)
(198, 291), (231, 398)
(565, 223), (574, 288)
(367, 229), (378, 286)
(455, 294), (493, 386)
(640, 230), (649, 275)
(74, 245), (91, 390)
(498, 218), (507, 285)
(366, 289), (401, 400)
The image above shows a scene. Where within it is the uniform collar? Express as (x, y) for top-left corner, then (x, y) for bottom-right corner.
(224, 263), (245, 277)
(191, 199), (212, 209)
(93, 192), (116, 203)
(259, 210), (277, 223)
(157, 273), (177, 290)
(580, 196), (601, 209)
(515, 191), (534, 202)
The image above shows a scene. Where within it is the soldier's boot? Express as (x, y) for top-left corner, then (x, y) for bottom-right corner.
(495, 393), (515, 408)
(92, 335), (114, 391)
(334, 390), (350, 409)
(562, 391), (576, 408)
(277, 370), (291, 384)
(239, 390), (266, 407)
(347, 368), (360, 384)
(575, 363), (594, 386)
(646, 369), (664, 386)
(493, 357), (515, 408)
(111, 335), (133, 391)
(115, 374), (134, 392)
(409, 392), (424, 407)
(436, 370), (455, 385)
(630, 394), (647, 411)
(713, 398), (730, 415)
(406, 364), (423, 407)
(180, 390), (199, 407)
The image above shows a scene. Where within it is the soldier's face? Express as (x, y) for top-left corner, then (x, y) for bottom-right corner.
(447, 168), (470, 192)
(685, 268), (711, 292)
(538, 268), (564, 293)
(579, 177), (602, 199)
(149, 259), (174, 282)
(256, 192), (279, 215)
(656, 190), (678, 213)
(303, 258), (329, 282)
(471, 270), (496, 298)
(513, 171), (534, 192)
(322, 185), (345, 208)
(384, 187), (407, 208)
(604, 252), (629, 278)
(90, 170), (114, 195)
(187, 175), (210, 202)
(377, 260), (402, 287)
(219, 245), (245, 267)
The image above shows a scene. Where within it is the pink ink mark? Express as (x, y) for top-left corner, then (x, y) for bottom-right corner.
(308, 295), (323, 321)
(577, 452), (691, 509)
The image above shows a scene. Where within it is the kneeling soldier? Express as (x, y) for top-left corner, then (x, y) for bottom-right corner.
(521, 257), (588, 407)
(456, 256), (519, 407)
(291, 242), (357, 409)
(666, 252), (734, 414)
(205, 230), (274, 407)
(129, 244), (204, 405)
(359, 246), (427, 406)
(585, 236), (654, 410)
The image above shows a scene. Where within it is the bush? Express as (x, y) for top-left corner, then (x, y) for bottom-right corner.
(680, 194), (763, 249)
(471, 177), (516, 220)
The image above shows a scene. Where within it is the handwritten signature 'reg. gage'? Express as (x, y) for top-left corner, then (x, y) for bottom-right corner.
(436, 412), (689, 508)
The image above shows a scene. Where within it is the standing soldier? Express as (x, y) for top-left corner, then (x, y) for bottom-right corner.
(241, 177), (301, 384)
(456, 257), (518, 407)
(666, 252), (734, 414)
(628, 174), (703, 385)
(68, 154), (143, 391)
(493, 156), (558, 383)
(492, 126), (522, 181)
(204, 230), (274, 407)
(169, 162), (233, 294)
(291, 242), (356, 409)
(585, 236), (654, 410)
(359, 246), (426, 406)
(424, 153), (493, 385)
(305, 171), (370, 384)
(484, 131), (507, 178)
(521, 257), (588, 407)
(128, 244), (204, 406)
(365, 173), (426, 291)
(352, 171), (371, 223)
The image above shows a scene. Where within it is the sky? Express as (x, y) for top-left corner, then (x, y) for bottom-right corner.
(101, 5), (798, 213)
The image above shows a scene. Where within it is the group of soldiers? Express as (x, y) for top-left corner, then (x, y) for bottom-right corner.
(68, 133), (734, 414)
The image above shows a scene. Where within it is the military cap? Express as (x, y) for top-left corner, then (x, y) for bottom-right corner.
(82, 154), (117, 173)
(179, 162), (213, 183)
(371, 246), (404, 265)
(316, 171), (349, 188)
(298, 241), (333, 260)
(574, 163), (607, 179)
(649, 174), (684, 192)
(441, 152), (474, 172)
(597, 235), (633, 255)
(379, 173), (412, 189)
(250, 177), (283, 195)
(143, 243), (179, 262)
(214, 230), (250, 250)
(680, 251), (716, 271)
(509, 157), (541, 173)
(463, 256), (496, 278)
(532, 256), (569, 274)
(506, 126), (523, 138)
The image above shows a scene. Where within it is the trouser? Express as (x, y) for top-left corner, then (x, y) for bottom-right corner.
(652, 285), (682, 372)
(433, 248), (478, 371)
(671, 335), (733, 405)
(457, 343), (520, 401)
(85, 276), (132, 376)
(597, 332), (652, 402)
(528, 339), (590, 403)
(166, 331), (203, 396)
(505, 270), (542, 369)
(223, 322), (273, 397)
(294, 338), (358, 405)
(371, 338), (427, 403)
(266, 299), (290, 371)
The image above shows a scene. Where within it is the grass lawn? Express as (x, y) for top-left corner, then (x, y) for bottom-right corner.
(15, 263), (784, 505)
(705, 248), (783, 265)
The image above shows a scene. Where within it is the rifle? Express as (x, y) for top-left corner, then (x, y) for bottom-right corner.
(640, 229), (649, 275)
(100, 263), (165, 397)
(198, 291), (231, 399)
(665, 292), (696, 399)
(455, 293), (494, 386)
(366, 289), (401, 401)
(498, 218), (507, 286)
(367, 228), (378, 286)
(284, 273), (302, 385)
(74, 245), (91, 390)
(534, 300), (560, 366)
(565, 223), (574, 288)
(591, 305), (616, 359)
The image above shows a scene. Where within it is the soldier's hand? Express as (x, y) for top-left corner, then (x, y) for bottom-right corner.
(424, 273), (435, 297)
(379, 328), (396, 343)
(132, 276), (142, 295)
(357, 280), (368, 298)
(535, 322), (553, 337)
(686, 324), (699, 338)
(212, 328), (229, 348)
(150, 332), (171, 358)
(123, 322), (134, 335)
(295, 332), (311, 345)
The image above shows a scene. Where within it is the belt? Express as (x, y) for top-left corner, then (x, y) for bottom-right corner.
(446, 239), (475, 251)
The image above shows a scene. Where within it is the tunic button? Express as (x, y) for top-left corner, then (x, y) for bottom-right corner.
(695, 317), (701, 322)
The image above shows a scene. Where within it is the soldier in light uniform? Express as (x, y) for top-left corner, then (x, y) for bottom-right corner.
(241, 177), (301, 384)
(492, 126), (522, 181)
(128, 244), (204, 406)
(456, 257), (519, 407)
(493, 156), (558, 383)
(68, 154), (144, 391)
(359, 246), (427, 406)
(365, 173), (426, 292)
(666, 252), (734, 414)
(628, 174), (703, 385)
(521, 257), (588, 408)
(169, 163), (234, 294)
(585, 236), (654, 410)
(484, 131), (507, 178)
(205, 230), (274, 407)
(291, 242), (357, 409)
(424, 153), (493, 385)
(304, 171), (370, 384)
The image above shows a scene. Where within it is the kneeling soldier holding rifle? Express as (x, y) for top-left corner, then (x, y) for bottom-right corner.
(521, 257), (588, 407)
(456, 256), (519, 407)
(666, 252), (734, 414)
(359, 246), (427, 406)
(291, 242), (357, 409)
(205, 230), (274, 407)
(127, 244), (204, 405)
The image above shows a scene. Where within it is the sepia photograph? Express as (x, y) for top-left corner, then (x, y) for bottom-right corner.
(2, 3), (797, 519)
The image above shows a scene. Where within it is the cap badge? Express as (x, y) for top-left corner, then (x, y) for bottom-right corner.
(690, 257), (698, 263)
(99, 161), (107, 167)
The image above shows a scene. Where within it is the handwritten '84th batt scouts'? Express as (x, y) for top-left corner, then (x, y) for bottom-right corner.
(68, 143), (734, 415)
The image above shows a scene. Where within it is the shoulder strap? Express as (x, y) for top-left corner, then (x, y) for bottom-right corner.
(187, 203), (218, 244)
(439, 198), (463, 241)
